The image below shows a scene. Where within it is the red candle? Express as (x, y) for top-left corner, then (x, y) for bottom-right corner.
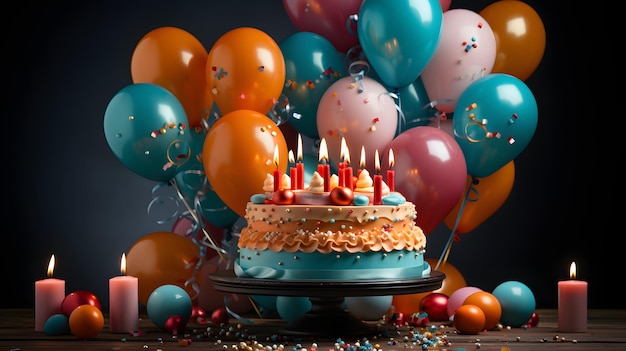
(109, 253), (139, 333)
(387, 148), (395, 193)
(288, 150), (297, 190)
(35, 255), (65, 332)
(373, 150), (382, 205)
(296, 134), (304, 189)
(319, 138), (330, 192)
(343, 144), (353, 189)
(273, 145), (281, 192)
(558, 262), (587, 332)
(338, 137), (347, 187)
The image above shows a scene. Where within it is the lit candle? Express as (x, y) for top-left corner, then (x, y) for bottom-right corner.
(109, 253), (139, 333)
(338, 137), (347, 187)
(288, 150), (297, 190)
(318, 138), (330, 192)
(358, 145), (366, 177)
(296, 134), (304, 189)
(344, 146), (353, 190)
(35, 254), (65, 332)
(558, 262), (587, 332)
(387, 148), (395, 193)
(373, 149), (382, 205)
(273, 145), (281, 192)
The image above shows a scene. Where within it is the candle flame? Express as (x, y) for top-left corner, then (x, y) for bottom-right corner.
(47, 254), (55, 277)
(319, 138), (328, 163)
(288, 150), (295, 164)
(375, 149), (380, 173)
(569, 261), (576, 279)
(340, 137), (347, 162)
(121, 253), (127, 275)
(273, 145), (279, 167)
(344, 146), (351, 165)
(360, 146), (366, 168)
(297, 134), (303, 161)
(389, 148), (394, 168)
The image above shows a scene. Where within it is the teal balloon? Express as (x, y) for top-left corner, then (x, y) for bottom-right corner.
(358, 0), (443, 89)
(104, 83), (192, 182)
(276, 296), (311, 323)
(492, 281), (536, 328)
(146, 284), (193, 330)
(453, 73), (538, 178)
(280, 31), (346, 139)
(44, 314), (70, 336)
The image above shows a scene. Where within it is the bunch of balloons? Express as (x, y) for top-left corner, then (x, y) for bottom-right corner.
(102, 0), (546, 319)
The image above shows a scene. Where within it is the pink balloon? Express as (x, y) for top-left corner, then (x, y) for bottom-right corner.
(420, 9), (496, 113)
(282, 0), (363, 53)
(440, 0), (452, 11)
(447, 286), (483, 318)
(317, 76), (397, 174)
(385, 126), (466, 234)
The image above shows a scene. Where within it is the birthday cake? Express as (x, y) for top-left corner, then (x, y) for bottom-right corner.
(234, 166), (430, 281)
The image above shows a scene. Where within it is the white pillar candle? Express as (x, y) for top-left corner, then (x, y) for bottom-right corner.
(558, 262), (587, 332)
(34, 255), (65, 332)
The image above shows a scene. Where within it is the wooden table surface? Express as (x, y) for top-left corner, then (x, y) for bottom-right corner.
(1, 309), (625, 351)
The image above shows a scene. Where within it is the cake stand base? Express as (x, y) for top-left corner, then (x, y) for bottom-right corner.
(209, 270), (445, 337)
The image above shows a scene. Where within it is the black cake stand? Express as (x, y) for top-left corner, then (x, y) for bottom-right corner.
(209, 270), (445, 337)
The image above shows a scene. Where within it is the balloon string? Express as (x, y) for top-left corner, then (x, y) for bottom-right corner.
(346, 14), (358, 37)
(171, 178), (227, 262)
(435, 177), (480, 271)
(387, 89), (406, 131)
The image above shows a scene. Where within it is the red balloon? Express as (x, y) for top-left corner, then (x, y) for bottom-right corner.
(419, 293), (449, 322)
(385, 126), (467, 234)
(211, 307), (230, 325)
(62, 290), (102, 317)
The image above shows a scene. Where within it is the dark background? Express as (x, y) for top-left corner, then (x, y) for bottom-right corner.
(5, 1), (599, 310)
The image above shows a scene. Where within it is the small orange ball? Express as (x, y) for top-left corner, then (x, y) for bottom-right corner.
(464, 291), (502, 330)
(330, 186), (354, 205)
(68, 304), (104, 339)
(453, 304), (485, 335)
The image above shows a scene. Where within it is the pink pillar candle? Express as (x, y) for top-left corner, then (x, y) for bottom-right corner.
(34, 255), (65, 332)
(558, 262), (587, 332)
(109, 254), (139, 333)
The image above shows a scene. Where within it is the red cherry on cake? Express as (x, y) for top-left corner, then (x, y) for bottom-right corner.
(272, 189), (295, 204)
(330, 186), (354, 205)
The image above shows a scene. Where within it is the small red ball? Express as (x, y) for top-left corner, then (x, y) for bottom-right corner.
(419, 293), (449, 321)
(191, 305), (207, 324)
(164, 315), (187, 334)
(211, 307), (230, 325)
(329, 186), (354, 205)
(527, 311), (539, 326)
(272, 189), (295, 204)
(62, 290), (102, 317)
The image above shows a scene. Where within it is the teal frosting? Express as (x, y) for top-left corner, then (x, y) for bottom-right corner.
(250, 194), (266, 204)
(382, 193), (406, 205)
(353, 195), (369, 206)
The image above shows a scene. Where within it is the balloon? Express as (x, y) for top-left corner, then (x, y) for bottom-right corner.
(276, 296), (312, 323)
(280, 31), (346, 139)
(447, 286), (483, 318)
(103, 83), (192, 182)
(61, 290), (102, 317)
(491, 281), (535, 327)
(392, 258), (466, 314)
(453, 304), (485, 334)
(439, 0), (451, 11)
(345, 295), (393, 321)
(463, 291), (502, 330)
(316, 76), (397, 174)
(131, 26), (213, 128)
(358, 0), (443, 88)
(444, 161), (515, 235)
(479, 1), (546, 81)
(146, 284), (193, 331)
(385, 126), (466, 234)
(206, 27), (285, 116)
(68, 305), (104, 339)
(419, 293), (449, 321)
(196, 255), (252, 314)
(394, 77), (436, 135)
(282, 0), (363, 53)
(44, 314), (70, 336)
(420, 9), (497, 114)
(126, 231), (201, 306)
(203, 109), (288, 216)
(453, 73), (538, 178)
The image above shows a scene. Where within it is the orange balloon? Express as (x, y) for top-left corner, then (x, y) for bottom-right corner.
(206, 27), (286, 115)
(68, 304), (104, 339)
(202, 109), (288, 217)
(392, 258), (466, 314)
(131, 26), (213, 127)
(453, 304), (486, 335)
(479, 1), (546, 81)
(126, 231), (202, 306)
(463, 291), (502, 330)
(444, 161), (515, 234)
